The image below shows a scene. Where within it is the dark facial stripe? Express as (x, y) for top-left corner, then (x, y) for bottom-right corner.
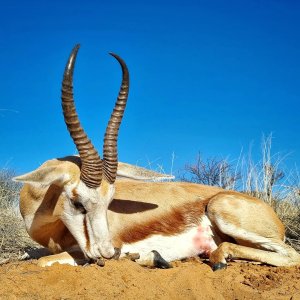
(83, 215), (90, 251)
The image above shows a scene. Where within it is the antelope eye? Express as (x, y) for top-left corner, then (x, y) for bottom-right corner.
(73, 201), (87, 214)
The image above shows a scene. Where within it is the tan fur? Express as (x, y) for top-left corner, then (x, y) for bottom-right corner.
(115, 200), (209, 244)
(18, 157), (300, 268)
(207, 191), (285, 240)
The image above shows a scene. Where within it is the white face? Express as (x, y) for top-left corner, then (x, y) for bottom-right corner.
(61, 180), (115, 259)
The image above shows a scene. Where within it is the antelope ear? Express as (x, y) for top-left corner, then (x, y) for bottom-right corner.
(117, 162), (175, 182)
(13, 166), (71, 187)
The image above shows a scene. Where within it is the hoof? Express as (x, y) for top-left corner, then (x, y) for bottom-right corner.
(126, 253), (140, 261)
(96, 258), (105, 267)
(89, 258), (105, 267)
(212, 262), (227, 271)
(152, 250), (172, 269)
(112, 247), (121, 260)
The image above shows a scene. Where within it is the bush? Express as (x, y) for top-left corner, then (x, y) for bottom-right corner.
(181, 154), (240, 190)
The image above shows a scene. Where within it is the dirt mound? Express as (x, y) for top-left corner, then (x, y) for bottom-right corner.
(1, 258), (300, 299)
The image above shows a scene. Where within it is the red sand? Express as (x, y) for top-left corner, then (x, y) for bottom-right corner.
(1, 258), (300, 299)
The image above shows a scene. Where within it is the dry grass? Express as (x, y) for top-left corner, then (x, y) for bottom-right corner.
(0, 209), (36, 262)
(0, 169), (38, 263)
(240, 135), (300, 251)
(182, 134), (300, 252)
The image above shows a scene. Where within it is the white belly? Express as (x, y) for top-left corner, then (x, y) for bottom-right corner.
(121, 215), (218, 262)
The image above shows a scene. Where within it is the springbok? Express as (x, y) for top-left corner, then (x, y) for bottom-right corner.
(15, 46), (300, 270)
(14, 45), (172, 261)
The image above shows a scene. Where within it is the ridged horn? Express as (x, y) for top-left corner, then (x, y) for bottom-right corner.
(103, 53), (130, 184)
(61, 44), (102, 188)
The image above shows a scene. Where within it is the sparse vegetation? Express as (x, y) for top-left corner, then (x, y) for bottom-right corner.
(180, 153), (240, 190)
(181, 135), (300, 252)
(0, 169), (37, 263)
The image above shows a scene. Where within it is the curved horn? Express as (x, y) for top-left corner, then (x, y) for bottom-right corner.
(103, 53), (130, 184)
(61, 44), (102, 188)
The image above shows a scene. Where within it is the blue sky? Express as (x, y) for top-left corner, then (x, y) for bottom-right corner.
(0, 0), (299, 177)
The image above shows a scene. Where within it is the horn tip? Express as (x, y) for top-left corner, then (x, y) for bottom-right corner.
(108, 52), (128, 72)
(109, 52), (118, 58)
(72, 44), (81, 54)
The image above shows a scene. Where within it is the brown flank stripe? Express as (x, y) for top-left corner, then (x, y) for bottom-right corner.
(118, 199), (209, 244)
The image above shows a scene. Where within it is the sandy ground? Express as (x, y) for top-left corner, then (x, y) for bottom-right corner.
(1, 258), (300, 300)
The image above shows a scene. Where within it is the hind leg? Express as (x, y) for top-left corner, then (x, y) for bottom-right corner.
(207, 193), (300, 270)
(209, 241), (300, 270)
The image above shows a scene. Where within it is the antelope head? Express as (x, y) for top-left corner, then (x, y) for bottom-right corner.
(14, 45), (129, 259)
